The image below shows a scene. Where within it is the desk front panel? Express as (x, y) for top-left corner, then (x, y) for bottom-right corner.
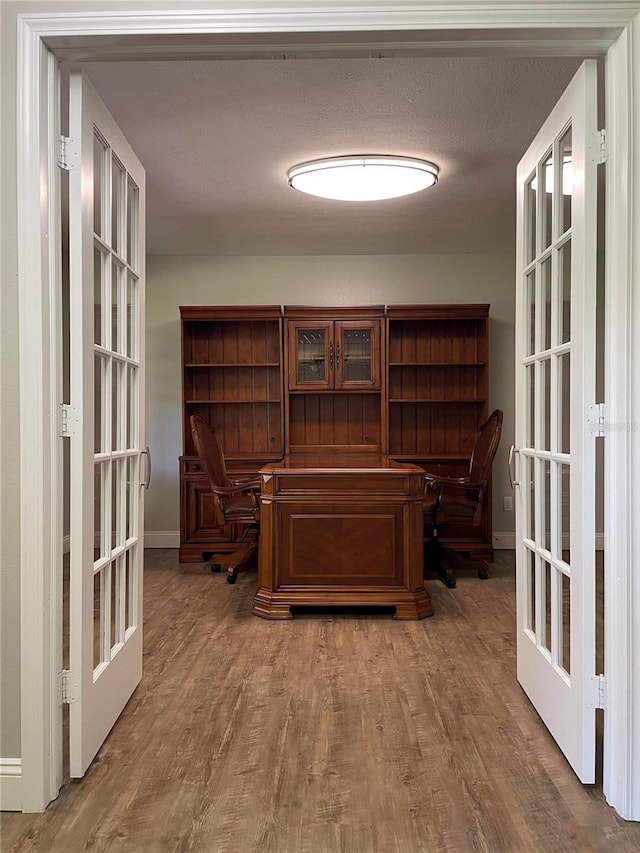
(275, 500), (406, 587)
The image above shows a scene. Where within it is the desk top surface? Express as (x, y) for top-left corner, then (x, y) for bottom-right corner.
(261, 452), (424, 475)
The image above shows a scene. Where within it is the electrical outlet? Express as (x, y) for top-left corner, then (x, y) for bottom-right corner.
(503, 495), (513, 512)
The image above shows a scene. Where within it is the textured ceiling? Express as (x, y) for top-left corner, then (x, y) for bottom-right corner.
(84, 55), (584, 256)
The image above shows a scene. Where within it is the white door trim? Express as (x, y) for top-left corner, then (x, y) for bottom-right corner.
(16, 22), (63, 812)
(14, 1), (640, 818)
(604, 17), (640, 820)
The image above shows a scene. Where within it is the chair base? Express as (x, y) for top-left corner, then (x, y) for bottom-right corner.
(208, 542), (258, 584)
(424, 538), (490, 588)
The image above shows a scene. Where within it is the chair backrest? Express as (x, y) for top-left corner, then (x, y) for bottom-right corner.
(190, 414), (230, 492)
(468, 409), (504, 485)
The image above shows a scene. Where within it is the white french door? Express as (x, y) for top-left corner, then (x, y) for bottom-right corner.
(513, 60), (599, 782)
(68, 71), (146, 777)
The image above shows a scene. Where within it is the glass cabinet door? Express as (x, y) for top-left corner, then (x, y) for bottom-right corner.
(335, 321), (381, 389)
(288, 321), (333, 390)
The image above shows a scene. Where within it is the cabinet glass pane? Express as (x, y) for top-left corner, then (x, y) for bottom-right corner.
(343, 329), (372, 382)
(296, 327), (326, 383)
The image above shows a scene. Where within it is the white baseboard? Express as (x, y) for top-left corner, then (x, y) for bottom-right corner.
(65, 531), (181, 552)
(144, 530), (180, 549)
(492, 532), (517, 549)
(492, 532), (604, 551)
(0, 758), (22, 811)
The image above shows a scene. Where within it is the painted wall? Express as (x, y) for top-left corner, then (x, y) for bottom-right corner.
(145, 253), (517, 542)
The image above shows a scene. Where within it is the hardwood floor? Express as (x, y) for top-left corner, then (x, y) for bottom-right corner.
(3, 550), (639, 852)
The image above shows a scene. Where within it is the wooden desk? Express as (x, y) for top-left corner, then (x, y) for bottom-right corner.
(252, 453), (433, 620)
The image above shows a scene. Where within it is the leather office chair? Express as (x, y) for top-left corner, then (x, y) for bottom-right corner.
(190, 414), (261, 584)
(423, 409), (503, 588)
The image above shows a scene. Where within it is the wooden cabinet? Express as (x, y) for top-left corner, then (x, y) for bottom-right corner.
(386, 304), (492, 557)
(284, 307), (385, 454)
(287, 317), (381, 390)
(179, 306), (284, 561)
(178, 303), (492, 562)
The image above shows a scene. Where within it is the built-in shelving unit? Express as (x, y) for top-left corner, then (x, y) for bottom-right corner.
(179, 306), (284, 561)
(386, 304), (491, 556)
(179, 303), (492, 561)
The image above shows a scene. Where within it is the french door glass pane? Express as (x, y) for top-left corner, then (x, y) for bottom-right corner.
(543, 460), (551, 551)
(561, 570), (571, 675)
(125, 546), (135, 630)
(542, 151), (553, 250)
(559, 241), (572, 344)
(526, 270), (536, 356)
(126, 273), (137, 358)
(93, 570), (101, 668)
(297, 327), (326, 382)
(127, 178), (139, 269)
(111, 260), (121, 353)
(560, 463), (571, 564)
(527, 365), (535, 448)
(111, 155), (125, 257)
(524, 456), (535, 542)
(559, 352), (571, 454)
(543, 358), (551, 451)
(543, 559), (552, 653)
(110, 560), (117, 651)
(94, 248), (105, 346)
(541, 257), (552, 351)
(94, 354), (104, 454)
(527, 547), (536, 633)
(93, 563), (110, 669)
(125, 456), (136, 541)
(127, 366), (137, 449)
(560, 127), (573, 234)
(343, 329), (372, 382)
(112, 457), (124, 551)
(94, 463), (102, 560)
(526, 175), (537, 264)
(93, 131), (107, 239)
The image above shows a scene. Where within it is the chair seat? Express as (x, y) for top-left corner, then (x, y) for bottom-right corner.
(223, 494), (259, 523)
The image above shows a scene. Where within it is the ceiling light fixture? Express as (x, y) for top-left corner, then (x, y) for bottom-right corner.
(287, 155), (439, 202)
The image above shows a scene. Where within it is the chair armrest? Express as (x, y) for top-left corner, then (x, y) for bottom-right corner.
(424, 474), (469, 492)
(209, 482), (260, 498)
(229, 476), (261, 490)
(424, 475), (486, 492)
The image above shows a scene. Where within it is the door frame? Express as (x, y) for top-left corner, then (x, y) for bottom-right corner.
(15, 1), (640, 819)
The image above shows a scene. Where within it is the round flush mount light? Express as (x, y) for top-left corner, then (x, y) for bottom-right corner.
(287, 155), (439, 202)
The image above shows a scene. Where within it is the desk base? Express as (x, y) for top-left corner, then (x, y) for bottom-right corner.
(253, 587), (433, 621)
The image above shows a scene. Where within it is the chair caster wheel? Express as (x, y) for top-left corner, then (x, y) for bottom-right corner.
(210, 563), (221, 573)
(227, 574), (237, 584)
(478, 568), (489, 580)
(445, 578), (457, 589)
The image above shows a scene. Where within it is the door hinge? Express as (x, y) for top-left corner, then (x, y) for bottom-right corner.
(59, 403), (79, 438)
(588, 128), (607, 165)
(60, 670), (80, 704)
(58, 135), (79, 171)
(586, 674), (606, 710)
(586, 403), (606, 437)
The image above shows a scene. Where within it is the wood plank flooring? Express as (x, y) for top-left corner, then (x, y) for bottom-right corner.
(3, 550), (639, 853)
